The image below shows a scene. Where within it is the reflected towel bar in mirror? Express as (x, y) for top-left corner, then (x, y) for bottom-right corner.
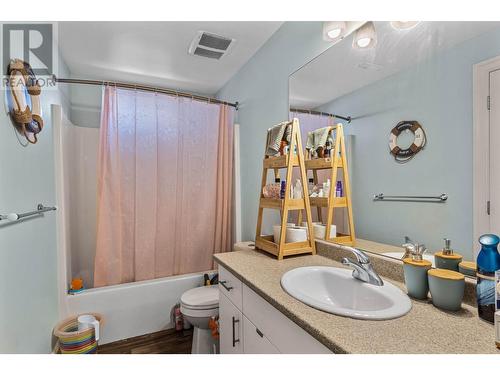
(0, 203), (57, 222)
(373, 193), (448, 203)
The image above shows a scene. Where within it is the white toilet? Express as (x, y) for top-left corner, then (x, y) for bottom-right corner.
(180, 285), (219, 354)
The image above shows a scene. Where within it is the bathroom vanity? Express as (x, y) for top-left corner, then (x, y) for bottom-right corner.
(218, 265), (331, 354)
(214, 246), (498, 354)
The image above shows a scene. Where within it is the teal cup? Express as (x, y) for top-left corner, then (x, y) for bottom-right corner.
(403, 258), (432, 299)
(434, 252), (462, 271)
(458, 261), (477, 277)
(428, 269), (465, 311)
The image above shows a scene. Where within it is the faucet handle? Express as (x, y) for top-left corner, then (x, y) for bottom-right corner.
(338, 245), (370, 264)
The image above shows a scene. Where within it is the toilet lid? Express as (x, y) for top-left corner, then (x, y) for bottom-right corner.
(181, 285), (219, 309)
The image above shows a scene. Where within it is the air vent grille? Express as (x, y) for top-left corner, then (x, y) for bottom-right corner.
(199, 33), (232, 51)
(189, 31), (235, 60)
(194, 47), (225, 60)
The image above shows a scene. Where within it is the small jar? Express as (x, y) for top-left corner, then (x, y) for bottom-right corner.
(403, 258), (432, 299)
(428, 268), (465, 311)
(458, 261), (477, 277)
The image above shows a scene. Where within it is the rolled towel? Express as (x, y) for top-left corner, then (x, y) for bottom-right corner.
(266, 122), (291, 156)
(306, 127), (330, 151)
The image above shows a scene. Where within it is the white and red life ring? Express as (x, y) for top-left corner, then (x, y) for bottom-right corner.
(389, 120), (426, 163)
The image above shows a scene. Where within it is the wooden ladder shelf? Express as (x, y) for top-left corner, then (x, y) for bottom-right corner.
(304, 123), (356, 246)
(255, 119), (316, 259)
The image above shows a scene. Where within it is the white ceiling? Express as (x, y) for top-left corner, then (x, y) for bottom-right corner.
(290, 21), (500, 109)
(58, 22), (282, 95)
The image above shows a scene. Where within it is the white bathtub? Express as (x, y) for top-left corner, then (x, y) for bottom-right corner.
(66, 271), (213, 344)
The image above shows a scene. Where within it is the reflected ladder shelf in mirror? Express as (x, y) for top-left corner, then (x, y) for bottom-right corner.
(255, 118), (316, 260)
(302, 124), (356, 246)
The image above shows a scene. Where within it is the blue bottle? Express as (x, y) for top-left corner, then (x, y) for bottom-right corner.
(476, 234), (500, 323)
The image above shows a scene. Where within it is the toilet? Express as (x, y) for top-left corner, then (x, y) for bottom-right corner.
(180, 285), (219, 354)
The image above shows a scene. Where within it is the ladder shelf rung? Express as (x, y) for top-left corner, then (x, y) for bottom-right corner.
(263, 155), (299, 169)
(259, 197), (305, 210)
(305, 157), (343, 170)
(309, 197), (347, 207)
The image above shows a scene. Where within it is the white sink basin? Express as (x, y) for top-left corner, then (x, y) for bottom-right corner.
(281, 266), (411, 320)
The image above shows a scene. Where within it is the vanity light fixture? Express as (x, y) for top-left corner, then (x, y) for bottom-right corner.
(323, 21), (347, 42)
(390, 21), (421, 30)
(353, 22), (377, 49)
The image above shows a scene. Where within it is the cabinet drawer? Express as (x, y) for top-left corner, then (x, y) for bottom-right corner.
(242, 284), (331, 354)
(243, 315), (279, 354)
(219, 293), (243, 354)
(218, 265), (243, 310)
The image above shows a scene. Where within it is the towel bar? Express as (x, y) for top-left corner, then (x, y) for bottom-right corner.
(373, 193), (448, 203)
(0, 203), (57, 222)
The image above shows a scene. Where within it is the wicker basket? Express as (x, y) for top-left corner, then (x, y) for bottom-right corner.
(53, 313), (103, 354)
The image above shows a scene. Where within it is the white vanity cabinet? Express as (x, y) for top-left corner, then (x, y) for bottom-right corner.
(218, 265), (332, 354)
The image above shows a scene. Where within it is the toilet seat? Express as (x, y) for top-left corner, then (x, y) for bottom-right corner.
(180, 305), (219, 318)
(180, 285), (219, 310)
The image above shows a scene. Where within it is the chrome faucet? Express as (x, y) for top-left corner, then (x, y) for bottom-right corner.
(402, 236), (416, 260)
(402, 236), (426, 261)
(339, 245), (384, 286)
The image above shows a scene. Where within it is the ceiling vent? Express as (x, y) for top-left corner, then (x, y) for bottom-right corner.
(188, 31), (235, 60)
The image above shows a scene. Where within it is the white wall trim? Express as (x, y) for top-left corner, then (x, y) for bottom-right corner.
(473, 55), (500, 254)
(51, 104), (70, 319)
(234, 124), (242, 243)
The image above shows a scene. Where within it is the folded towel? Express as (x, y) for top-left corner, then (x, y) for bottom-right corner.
(266, 121), (291, 156)
(306, 127), (330, 150)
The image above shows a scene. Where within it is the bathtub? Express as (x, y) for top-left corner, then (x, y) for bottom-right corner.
(66, 271), (214, 344)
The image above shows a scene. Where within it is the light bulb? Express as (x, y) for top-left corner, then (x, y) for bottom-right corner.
(356, 37), (371, 48)
(327, 28), (342, 39)
(353, 22), (377, 49)
(323, 21), (347, 41)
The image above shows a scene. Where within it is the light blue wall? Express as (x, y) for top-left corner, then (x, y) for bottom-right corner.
(217, 22), (332, 240)
(218, 21), (500, 259)
(0, 31), (71, 352)
(316, 27), (500, 259)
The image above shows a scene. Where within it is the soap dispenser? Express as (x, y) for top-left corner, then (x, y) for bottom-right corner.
(403, 244), (432, 299)
(434, 238), (462, 271)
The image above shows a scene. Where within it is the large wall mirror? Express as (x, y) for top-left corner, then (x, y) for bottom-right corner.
(289, 21), (500, 273)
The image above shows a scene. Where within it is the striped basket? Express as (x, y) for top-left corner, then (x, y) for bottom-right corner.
(53, 313), (103, 354)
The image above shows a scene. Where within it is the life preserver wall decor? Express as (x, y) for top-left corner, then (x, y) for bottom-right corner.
(389, 120), (426, 163)
(5, 59), (44, 144)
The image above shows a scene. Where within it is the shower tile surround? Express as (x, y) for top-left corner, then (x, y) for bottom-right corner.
(214, 241), (494, 353)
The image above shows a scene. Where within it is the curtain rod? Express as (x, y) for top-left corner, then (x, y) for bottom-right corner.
(290, 107), (351, 123)
(54, 76), (239, 109)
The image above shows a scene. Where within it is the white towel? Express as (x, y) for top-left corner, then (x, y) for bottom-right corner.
(306, 127), (330, 150)
(266, 122), (291, 156)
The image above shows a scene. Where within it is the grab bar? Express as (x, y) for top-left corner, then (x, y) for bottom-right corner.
(0, 203), (57, 222)
(373, 193), (448, 203)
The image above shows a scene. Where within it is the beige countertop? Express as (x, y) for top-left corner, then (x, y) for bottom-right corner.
(213, 248), (498, 354)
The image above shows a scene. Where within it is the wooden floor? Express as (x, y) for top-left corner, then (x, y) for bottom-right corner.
(98, 328), (193, 354)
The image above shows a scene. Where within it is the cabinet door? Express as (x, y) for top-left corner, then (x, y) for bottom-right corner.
(219, 292), (243, 354)
(242, 284), (331, 354)
(243, 316), (279, 354)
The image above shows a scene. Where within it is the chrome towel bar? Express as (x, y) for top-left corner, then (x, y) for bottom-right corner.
(373, 193), (448, 203)
(0, 203), (57, 222)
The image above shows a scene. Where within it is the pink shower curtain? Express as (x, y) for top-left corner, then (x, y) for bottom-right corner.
(94, 86), (234, 287)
